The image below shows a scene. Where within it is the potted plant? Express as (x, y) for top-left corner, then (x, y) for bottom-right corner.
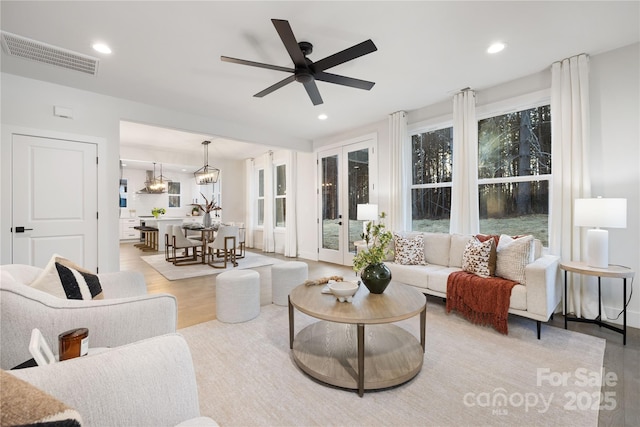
(190, 193), (221, 228)
(151, 207), (166, 219)
(352, 212), (394, 294)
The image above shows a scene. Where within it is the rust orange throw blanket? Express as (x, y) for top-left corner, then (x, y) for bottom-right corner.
(446, 271), (517, 334)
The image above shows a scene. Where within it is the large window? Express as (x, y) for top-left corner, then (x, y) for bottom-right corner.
(257, 169), (264, 226)
(477, 105), (551, 245)
(410, 127), (453, 232)
(275, 164), (286, 227)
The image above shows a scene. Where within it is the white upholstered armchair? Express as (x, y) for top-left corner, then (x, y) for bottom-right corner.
(7, 333), (218, 426)
(0, 264), (177, 370)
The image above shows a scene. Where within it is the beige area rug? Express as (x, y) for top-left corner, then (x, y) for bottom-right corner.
(179, 301), (606, 426)
(141, 252), (282, 280)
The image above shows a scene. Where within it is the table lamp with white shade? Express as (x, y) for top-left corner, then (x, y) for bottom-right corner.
(357, 204), (378, 242)
(574, 197), (627, 269)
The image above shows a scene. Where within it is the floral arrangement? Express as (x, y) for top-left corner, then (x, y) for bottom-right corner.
(191, 193), (221, 214)
(352, 212), (393, 272)
(151, 207), (166, 218)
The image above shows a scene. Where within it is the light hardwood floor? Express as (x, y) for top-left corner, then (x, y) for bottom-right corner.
(120, 241), (638, 426)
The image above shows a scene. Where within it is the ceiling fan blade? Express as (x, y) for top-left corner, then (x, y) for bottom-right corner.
(303, 80), (323, 106)
(315, 71), (375, 90)
(271, 19), (307, 68)
(221, 56), (294, 73)
(254, 75), (296, 98)
(314, 39), (377, 72)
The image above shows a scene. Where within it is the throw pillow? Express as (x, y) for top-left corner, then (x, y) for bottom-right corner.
(0, 370), (82, 427)
(31, 255), (103, 300)
(495, 234), (535, 284)
(393, 233), (426, 265)
(461, 237), (496, 278)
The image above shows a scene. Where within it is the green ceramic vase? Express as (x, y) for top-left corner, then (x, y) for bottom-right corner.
(360, 262), (392, 294)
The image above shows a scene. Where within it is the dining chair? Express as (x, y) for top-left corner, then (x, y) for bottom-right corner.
(236, 223), (246, 259)
(206, 225), (239, 269)
(172, 225), (202, 265)
(164, 225), (174, 262)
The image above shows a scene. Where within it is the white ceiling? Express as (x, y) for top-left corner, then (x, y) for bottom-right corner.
(1, 1), (639, 168)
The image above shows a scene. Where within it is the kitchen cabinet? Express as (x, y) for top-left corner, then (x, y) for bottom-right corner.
(120, 218), (139, 240)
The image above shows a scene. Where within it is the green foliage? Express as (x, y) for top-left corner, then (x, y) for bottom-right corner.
(152, 207), (166, 217)
(352, 212), (393, 272)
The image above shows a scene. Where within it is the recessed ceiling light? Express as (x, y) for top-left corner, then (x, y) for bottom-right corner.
(318, 114), (328, 120)
(487, 42), (506, 54)
(92, 43), (112, 54)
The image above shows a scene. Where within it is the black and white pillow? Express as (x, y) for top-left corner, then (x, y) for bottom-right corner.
(31, 255), (103, 300)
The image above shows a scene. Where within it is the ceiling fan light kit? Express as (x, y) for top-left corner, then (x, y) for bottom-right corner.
(221, 19), (377, 106)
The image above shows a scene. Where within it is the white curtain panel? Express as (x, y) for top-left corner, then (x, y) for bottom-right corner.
(450, 90), (480, 235)
(389, 111), (409, 232)
(550, 54), (599, 319)
(262, 152), (275, 253)
(284, 150), (297, 257)
(244, 158), (255, 248)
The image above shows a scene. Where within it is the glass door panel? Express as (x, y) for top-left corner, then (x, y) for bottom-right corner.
(321, 155), (339, 250)
(347, 148), (370, 254)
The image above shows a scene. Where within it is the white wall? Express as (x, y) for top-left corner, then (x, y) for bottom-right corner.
(1, 74), (306, 271)
(588, 43), (639, 326)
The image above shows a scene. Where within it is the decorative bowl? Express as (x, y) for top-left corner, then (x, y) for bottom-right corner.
(328, 281), (359, 302)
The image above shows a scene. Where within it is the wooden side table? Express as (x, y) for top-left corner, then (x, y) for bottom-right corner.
(560, 261), (634, 345)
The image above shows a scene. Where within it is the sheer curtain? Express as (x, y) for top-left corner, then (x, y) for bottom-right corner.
(284, 150), (297, 257)
(550, 54), (598, 319)
(244, 158), (255, 248)
(262, 152), (275, 253)
(389, 111), (408, 232)
(450, 89), (479, 235)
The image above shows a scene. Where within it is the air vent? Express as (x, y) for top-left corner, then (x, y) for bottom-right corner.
(1, 31), (99, 76)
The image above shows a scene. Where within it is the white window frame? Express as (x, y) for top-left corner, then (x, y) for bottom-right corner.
(476, 90), (552, 245)
(407, 116), (454, 231)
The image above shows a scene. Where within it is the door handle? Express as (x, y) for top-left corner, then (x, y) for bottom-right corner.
(337, 221), (342, 226)
(14, 226), (33, 233)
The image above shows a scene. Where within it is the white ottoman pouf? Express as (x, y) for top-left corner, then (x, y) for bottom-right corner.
(272, 261), (309, 306)
(216, 270), (260, 323)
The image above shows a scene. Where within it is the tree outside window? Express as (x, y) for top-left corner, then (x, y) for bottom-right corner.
(257, 169), (264, 226)
(477, 105), (551, 245)
(410, 127), (453, 232)
(275, 164), (286, 227)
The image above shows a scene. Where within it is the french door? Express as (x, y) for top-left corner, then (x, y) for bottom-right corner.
(317, 138), (376, 266)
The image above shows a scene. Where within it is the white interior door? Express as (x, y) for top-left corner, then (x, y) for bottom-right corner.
(12, 134), (98, 270)
(318, 138), (375, 266)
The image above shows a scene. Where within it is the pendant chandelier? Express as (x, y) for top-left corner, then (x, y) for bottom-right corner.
(194, 140), (220, 185)
(146, 162), (169, 193)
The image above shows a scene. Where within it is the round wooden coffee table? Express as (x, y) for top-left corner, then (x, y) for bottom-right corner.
(288, 282), (426, 396)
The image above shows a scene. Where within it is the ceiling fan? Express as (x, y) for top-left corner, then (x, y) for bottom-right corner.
(221, 19), (377, 106)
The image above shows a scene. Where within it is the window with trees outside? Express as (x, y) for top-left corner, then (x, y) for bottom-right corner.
(410, 127), (453, 232)
(275, 164), (286, 227)
(257, 169), (264, 226)
(478, 105), (551, 245)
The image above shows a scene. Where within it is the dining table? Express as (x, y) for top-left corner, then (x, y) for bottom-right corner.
(182, 223), (218, 264)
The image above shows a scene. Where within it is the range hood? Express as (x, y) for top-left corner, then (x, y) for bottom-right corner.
(136, 170), (167, 194)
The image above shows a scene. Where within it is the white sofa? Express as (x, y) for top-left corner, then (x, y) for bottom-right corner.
(6, 334), (218, 426)
(0, 264), (178, 369)
(386, 233), (562, 338)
